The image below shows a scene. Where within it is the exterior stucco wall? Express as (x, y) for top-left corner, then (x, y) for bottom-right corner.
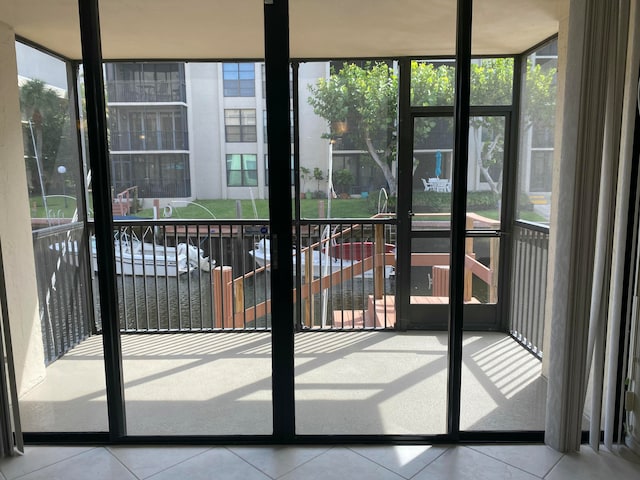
(0, 22), (46, 395)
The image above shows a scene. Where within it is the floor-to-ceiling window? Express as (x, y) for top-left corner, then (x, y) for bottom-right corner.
(8, 0), (567, 443)
(15, 40), (107, 433)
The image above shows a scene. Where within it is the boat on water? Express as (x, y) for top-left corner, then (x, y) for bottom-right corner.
(50, 233), (214, 277)
(249, 238), (395, 279)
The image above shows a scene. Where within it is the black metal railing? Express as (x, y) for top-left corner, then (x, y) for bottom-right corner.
(106, 80), (186, 103)
(110, 130), (188, 151)
(509, 221), (549, 358)
(97, 218), (397, 333)
(35, 215), (548, 363)
(33, 223), (95, 365)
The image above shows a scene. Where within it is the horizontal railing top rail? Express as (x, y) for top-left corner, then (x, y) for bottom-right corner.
(32, 221), (85, 239)
(86, 217), (399, 228)
(514, 219), (550, 234)
(297, 217), (397, 226)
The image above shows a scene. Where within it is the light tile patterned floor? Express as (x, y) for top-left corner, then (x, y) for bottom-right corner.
(1, 444), (638, 480)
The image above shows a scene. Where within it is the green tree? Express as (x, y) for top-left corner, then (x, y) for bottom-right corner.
(308, 59), (556, 195)
(20, 79), (70, 195)
(308, 62), (401, 195)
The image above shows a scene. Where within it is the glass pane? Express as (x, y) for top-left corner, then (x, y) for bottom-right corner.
(411, 57), (514, 107)
(412, 117), (453, 231)
(470, 58), (514, 106)
(411, 60), (455, 107)
(516, 39), (557, 224)
(291, 0), (461, 437)
(410, 237), (450, 305)
(15, 37), (108, 431)
(467, 116), (505, 230)
(460, 7), (554, 435)
(295, 47), (451, 437)
(301, 60), (397, 216)
(463, 236), (499, 305)
(99, 1), (271, 435)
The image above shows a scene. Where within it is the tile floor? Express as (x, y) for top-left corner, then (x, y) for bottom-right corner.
(1, 443), (639, 480)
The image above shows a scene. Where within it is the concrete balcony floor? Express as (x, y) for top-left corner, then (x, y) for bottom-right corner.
(19, 331), (548, 435)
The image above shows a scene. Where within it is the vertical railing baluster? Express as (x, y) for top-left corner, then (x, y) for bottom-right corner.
(186, 222), (193, 331)
(514, 226), (522, 339)
(538, 232), (549, 354)
(197, 224), (204, 331)
(118, 228), (129, 332)
(152, 225), (160, 331)
(165, 224), (176, 330)
(142, 226), (150, 331)
(531, 230), (540, 351)
(207, 223), (217, 330)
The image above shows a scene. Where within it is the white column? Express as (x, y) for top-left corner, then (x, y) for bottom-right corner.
(541, 0), (570, 381)
(0, 22), (46, 394)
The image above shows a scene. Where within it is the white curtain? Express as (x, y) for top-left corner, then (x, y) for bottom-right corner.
(593, 0), (640, 451)
(545, 0), (640, 452)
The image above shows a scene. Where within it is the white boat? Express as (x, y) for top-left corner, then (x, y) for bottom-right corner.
(249, 239), (395, 279)
(50, 234), (214, 277)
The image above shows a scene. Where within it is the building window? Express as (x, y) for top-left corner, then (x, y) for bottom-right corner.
(227, 154), (258, 186)
(225, 109), (257, 142)
(223, 63), (255, 97)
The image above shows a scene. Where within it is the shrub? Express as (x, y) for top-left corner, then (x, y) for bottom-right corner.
(366, 191), (500, 214)
(367, 194), (397, 213)
(518, 193), (534, 211)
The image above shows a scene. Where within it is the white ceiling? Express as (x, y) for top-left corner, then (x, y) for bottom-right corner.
(0, 0), (563, 60)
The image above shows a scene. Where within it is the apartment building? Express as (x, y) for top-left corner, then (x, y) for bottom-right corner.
(105, 61), (328, 204)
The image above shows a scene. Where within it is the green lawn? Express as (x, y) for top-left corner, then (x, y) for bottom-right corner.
(472, 209), (548, 223)
(140, 198), (377, 220)
(29, 195), (548, 224)
(29, 195), (79, 219)
(140, 200), (548, 223)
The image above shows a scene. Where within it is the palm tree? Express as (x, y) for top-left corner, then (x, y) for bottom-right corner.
(19, 79), (69, 196)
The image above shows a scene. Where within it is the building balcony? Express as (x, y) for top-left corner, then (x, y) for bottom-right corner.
(109, 130), (188, 151)
(106, 80), (186, 103)
(23, 216), (556, 435)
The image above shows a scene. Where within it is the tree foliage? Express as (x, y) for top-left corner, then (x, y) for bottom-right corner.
(308, 58), (556, 195)
(20, 79), (70, 195)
